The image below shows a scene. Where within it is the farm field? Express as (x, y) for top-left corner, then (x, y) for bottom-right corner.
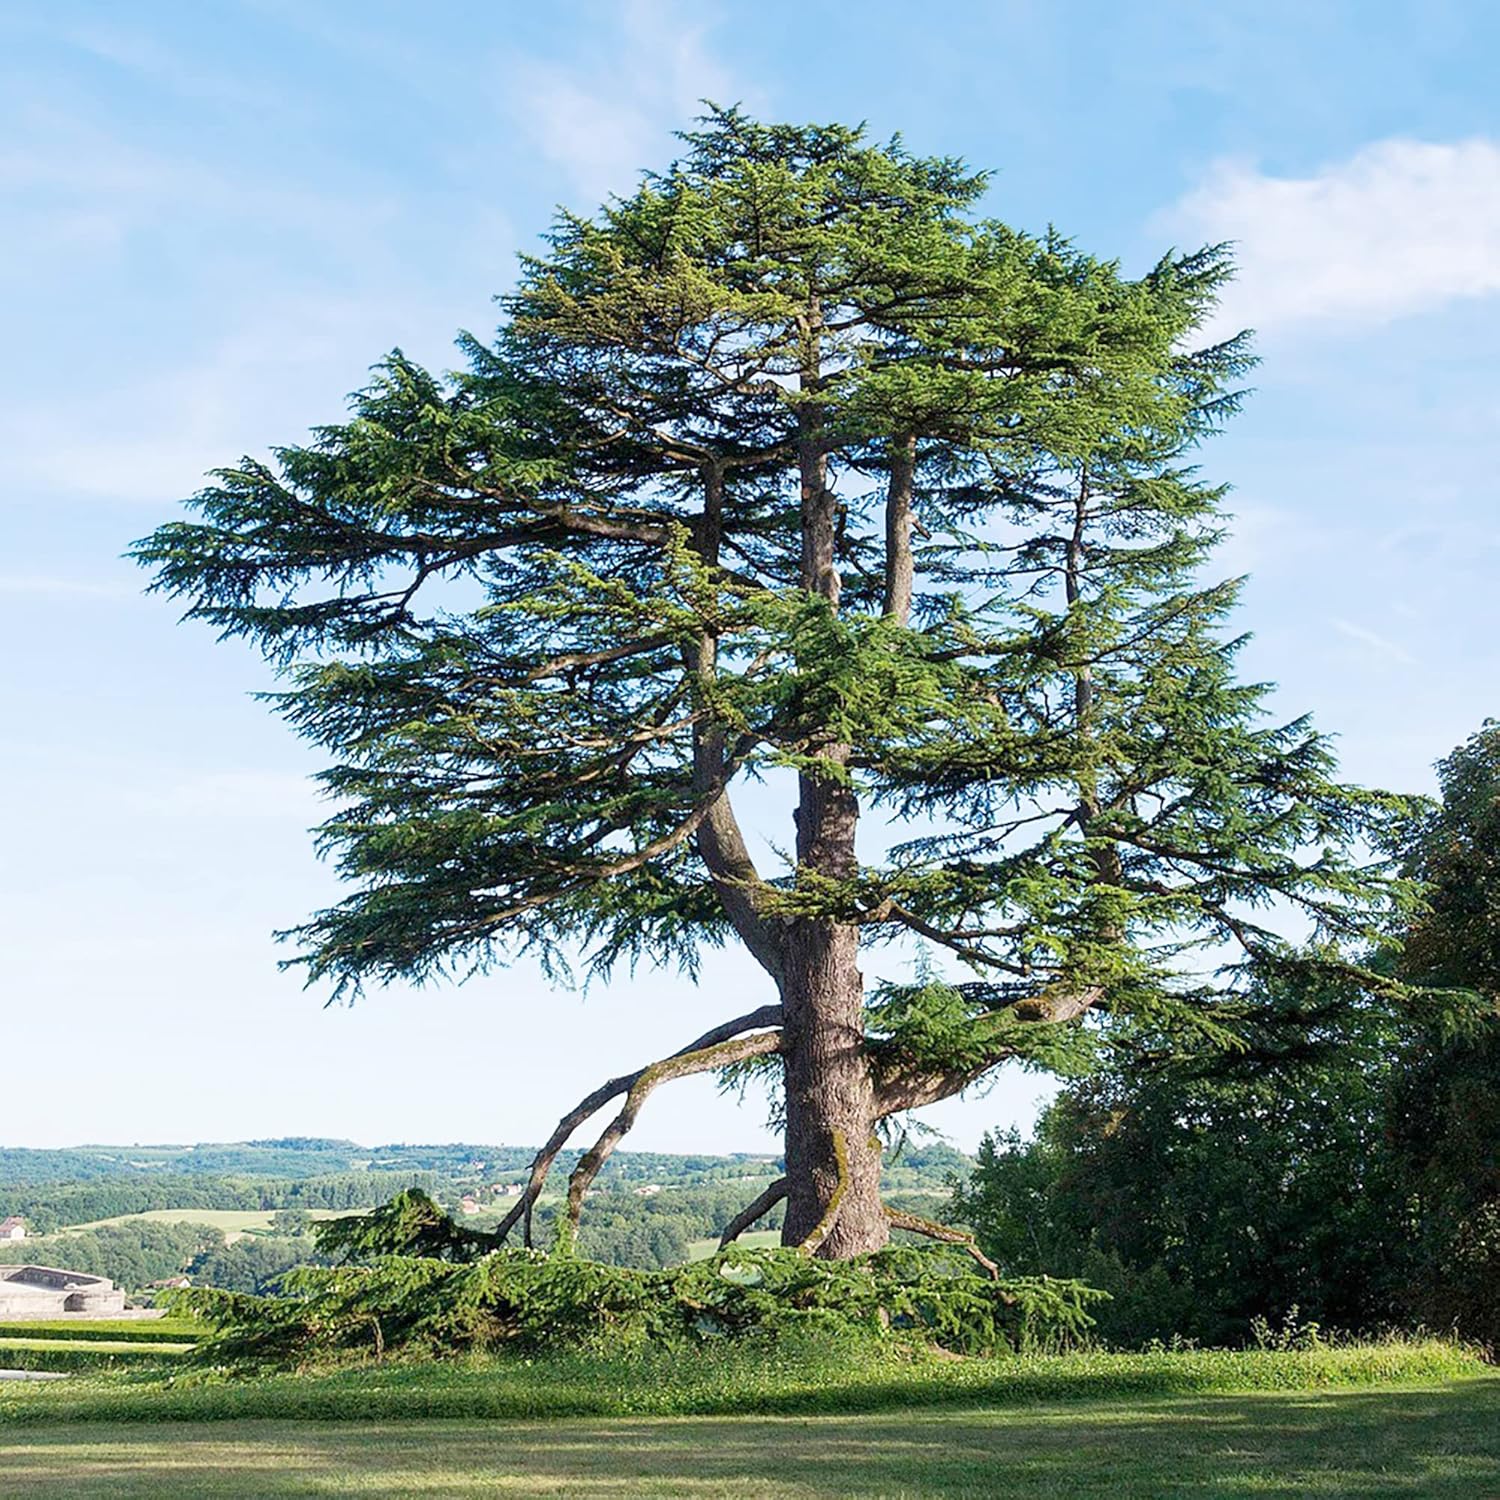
(2, 1380), (1496, 1497)
(685, 1228), (780, 1260)
(56, 1209), (350, 1242)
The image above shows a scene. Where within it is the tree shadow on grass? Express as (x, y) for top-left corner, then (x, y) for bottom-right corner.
(1, 1381), (1496, 1498)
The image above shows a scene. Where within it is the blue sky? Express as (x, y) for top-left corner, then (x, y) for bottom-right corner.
(3, 0), (1497, 1154)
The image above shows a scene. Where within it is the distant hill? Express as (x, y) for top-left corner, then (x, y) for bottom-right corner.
(0, 1138), (968, 1191)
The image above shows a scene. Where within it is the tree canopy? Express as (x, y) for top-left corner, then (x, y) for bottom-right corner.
(136, 109), (1415, 1257)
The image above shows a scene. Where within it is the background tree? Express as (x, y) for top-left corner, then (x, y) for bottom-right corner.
(953, 722), (1499, 1346)
(951, 968), (1412, 1345)
(136, 110), (1411, 1259)
(1388, 721), (1500, 1347)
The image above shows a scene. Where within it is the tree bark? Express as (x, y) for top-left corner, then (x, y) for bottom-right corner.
(777, 301), (889, 1257)
(882, 433), (916, 623)
(780, 917), (887, 1253)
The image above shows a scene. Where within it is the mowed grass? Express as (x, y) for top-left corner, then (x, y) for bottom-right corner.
(0, 1320), (203, 1343)
(0, 1338), (1484, 1425)
(0, 1319), (203, 1373)
(1, 1380), (1497, 1497)
(685, 1227), (780, 1260)
(56, 1209), (349, 1242)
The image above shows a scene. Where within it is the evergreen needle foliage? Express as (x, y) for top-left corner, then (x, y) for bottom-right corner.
(164, 1194), (1101, 1367)
(135, 108), (1419, 1257)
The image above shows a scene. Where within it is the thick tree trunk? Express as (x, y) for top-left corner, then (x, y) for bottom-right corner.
(780, 916), (888, 1254)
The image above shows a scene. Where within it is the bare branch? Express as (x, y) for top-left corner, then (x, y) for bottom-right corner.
(883, 1205), (1000, 1280)
(862, 899), (1028, 973)
(718, 1177), (789, 1249)
(564, 1029), (785, 1239)
(496, 1004), (783, 1246)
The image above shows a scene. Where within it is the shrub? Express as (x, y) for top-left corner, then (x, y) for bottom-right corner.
(174, 1241), (1103, 1368)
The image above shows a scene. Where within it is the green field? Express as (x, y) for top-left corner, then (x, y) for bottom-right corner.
(685, 1228), (780, 1260)
(0, 1380), (1494, 1497)
(0, 1336), (1490, 1494)
(0, 1339), (1483, 1422)
(0, 1313), (1489, 1500)
(58, 1209), (349, 1242)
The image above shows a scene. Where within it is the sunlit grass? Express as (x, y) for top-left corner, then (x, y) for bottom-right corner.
(0, 1337), (1484, 1424)
(1, 1380), (1496, 1497)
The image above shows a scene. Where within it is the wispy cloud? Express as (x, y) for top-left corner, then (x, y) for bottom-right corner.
(0, 294), (456, 504)
(1332, 618), (1417, 667)
(508, 0), (743, 202)
(1168, 138), (1500, 338)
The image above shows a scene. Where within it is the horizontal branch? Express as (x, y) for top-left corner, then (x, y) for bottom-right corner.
(884, 1205), (1000, 1280)
(875, 984), (1103, 1117)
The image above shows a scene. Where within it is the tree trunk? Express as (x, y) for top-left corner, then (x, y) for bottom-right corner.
(775, 294), (888, 1257)
(780, 916), (888, 1254)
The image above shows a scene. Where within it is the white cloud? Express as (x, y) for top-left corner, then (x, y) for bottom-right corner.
(1169, 138), (1500, 338)
(508, 0), (742, 202)
(1331, 618), (1417, 667)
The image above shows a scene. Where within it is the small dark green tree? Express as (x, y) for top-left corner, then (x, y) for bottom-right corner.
(1401, 721), (1500, 1000)
(136, 110), (1410, 1258)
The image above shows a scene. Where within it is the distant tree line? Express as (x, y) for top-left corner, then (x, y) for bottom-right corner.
(2, 1171), (457, 1235)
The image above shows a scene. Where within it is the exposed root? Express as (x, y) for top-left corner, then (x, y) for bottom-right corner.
(796, 1128), (849, 1258)
(495, 1004), (783, 1248)
(883, 1204), (1002, 1282)
(717, 1177), (788, 1250)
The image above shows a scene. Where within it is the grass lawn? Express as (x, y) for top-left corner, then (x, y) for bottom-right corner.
(0, 1379), (1495, 1497)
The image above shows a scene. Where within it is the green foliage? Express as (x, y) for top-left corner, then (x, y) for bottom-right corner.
(1382, 723), (1500, 1351)
(951, 965), (1424, 1346)
(132, 106), (1409, 1104)
(0, 1221), (223, 1292)
(174, 1194), (1102, 1367)
(1386, 1024), (1500, 1351)
(1402, 721), (1500, 1000)
(185, 1235), (314, 1294)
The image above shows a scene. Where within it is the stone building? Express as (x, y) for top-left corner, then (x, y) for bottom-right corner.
(0, 1217), (25, 1242)
(0, 1266), (126, 1318)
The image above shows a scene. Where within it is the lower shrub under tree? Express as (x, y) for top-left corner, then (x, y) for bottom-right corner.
(171, 1192), (1102, 1368)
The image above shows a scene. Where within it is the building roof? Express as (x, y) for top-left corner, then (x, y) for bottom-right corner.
(0, 1217), (24, 1232)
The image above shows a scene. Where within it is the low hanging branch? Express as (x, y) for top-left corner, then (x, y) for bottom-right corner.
(718, 1176), (788, 1250)
(562, 1028), (785, 1243)
(494, 1004), (784, 1247)
(884, 1205), (1001, 1281)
